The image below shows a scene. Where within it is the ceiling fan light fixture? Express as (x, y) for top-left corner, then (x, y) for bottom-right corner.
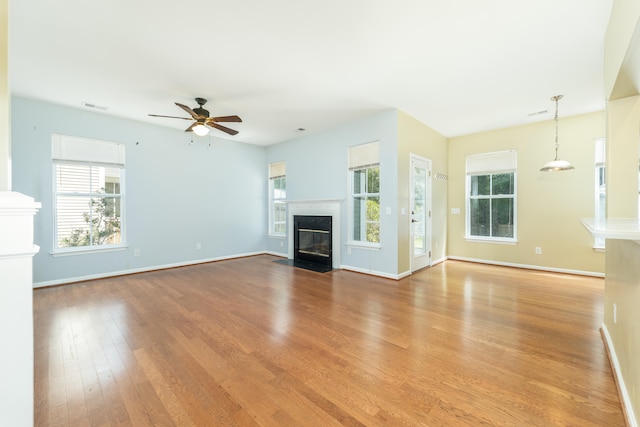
(540, 94), (574, 172)
(149, 98), (241, 136)
(192, 123), (209, 136)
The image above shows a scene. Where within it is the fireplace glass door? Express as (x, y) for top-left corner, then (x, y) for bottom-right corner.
(294, 215), (332, 267)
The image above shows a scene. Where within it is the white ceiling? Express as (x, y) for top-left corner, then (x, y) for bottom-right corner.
(9, 0), (613, 146)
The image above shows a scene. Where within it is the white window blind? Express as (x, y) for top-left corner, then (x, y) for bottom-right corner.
(52, 134), (125, 166)
(348, 141), (380, 170)
(269, 161), (286, 179)
(595, 138), (605, 165)
(466, 150), (516, 175)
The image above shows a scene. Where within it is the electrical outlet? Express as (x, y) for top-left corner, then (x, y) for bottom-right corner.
(280, 240), (284, 247)
(613, 303), (617, 323)
(196, 243), (202, 250)
(134, 249), (140, 257)
(347, 246), (352, 255)
(535, 247), (542, 255)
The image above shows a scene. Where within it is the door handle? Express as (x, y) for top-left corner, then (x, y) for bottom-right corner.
(411, 218), (418, 223)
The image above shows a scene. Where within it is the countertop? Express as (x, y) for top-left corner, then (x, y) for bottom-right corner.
(581, 217), (640, 241)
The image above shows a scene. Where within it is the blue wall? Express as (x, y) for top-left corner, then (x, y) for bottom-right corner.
(11, 97), (267, 285)
(266, 110), (399, 276)
(12, 98), (402, 284)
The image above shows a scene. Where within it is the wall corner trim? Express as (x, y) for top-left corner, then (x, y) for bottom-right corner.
(600, 323), (638, 427)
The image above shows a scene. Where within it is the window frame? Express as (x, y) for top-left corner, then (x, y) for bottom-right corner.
(350, 165), (381, 245)
(465, 151), (517, 243)
(348, 141), (381, 247)
(51, 134), (126, 255)
(268, 161), (286, 237)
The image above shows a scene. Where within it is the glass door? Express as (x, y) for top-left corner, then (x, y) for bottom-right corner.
(410, 155), (431, 272)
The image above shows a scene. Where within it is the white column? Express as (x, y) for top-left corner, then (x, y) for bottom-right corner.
(0, 192), (41, 427)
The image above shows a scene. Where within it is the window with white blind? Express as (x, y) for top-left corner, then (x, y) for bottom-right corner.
(52, 134), (125, 252)
(466, 150), (517, 242)
(349, 141), (380, 244)
(269, 161), (286, 236)
(594, 138), (606, 249)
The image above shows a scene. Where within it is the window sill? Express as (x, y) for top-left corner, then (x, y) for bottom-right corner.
(347, 241), (381, 250)
(465, 237), (517, 245)
(268, 233), (286, 239)
(51, 244), (127, 257)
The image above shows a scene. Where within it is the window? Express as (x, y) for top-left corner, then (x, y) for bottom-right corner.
(52, 134), (125, 252)
(594, 138), (606, 249)
(269, 161), (286, 235)
(466, 150), (517, 241)
(349, 142), (380, 244)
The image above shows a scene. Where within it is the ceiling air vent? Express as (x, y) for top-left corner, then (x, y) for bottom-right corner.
(82, 101), (108, 111)
(527, 109), (548, 117)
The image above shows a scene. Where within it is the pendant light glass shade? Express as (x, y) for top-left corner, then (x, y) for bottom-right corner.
(540, 94), (574, 172)
(540, 158), (575, 172)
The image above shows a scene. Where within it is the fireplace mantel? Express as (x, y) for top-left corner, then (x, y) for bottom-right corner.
(287, 199), (342, 269)
(286, 199), (344, 205)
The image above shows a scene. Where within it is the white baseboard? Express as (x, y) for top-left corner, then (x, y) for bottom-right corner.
(35, 253), (601, 288)
(397, 270), (412, 279)
(263, 250), (287, 258)
(32, 251), (267, 288)
(340, 256), (447, 281)
(431, 256), (447, 266)
(447, 255), (604, 277)
(34, 251), (406, 287)
(340, 264), (405, 280)
(600, 323), (638, 427)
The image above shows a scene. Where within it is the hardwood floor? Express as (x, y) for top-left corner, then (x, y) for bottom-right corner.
(34, 255), (626, 426)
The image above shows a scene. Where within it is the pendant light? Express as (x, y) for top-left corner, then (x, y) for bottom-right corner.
(540, 95), (574, 172)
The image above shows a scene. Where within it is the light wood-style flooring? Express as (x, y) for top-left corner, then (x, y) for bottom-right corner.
(34, 255), (626, 426)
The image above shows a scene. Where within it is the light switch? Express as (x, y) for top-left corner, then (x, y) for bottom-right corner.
(451, 208), (460, 214)
(386, 206), (392, 215)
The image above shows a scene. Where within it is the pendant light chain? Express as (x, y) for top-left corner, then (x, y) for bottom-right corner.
(540, 94), (574, 171)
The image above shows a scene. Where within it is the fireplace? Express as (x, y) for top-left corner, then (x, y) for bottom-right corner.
(280, 199), (341, 273)
(294, 215), (332, 269)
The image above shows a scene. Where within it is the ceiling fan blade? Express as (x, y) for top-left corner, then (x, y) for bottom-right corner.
(175, 102), (199, 119)
(210, 122), (239, 136)
(149, 114), (192, 120)
(209, 115), (242, 123)
(185, 122), (197, 132)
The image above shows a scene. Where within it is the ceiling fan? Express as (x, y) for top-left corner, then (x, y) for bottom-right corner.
(149, 97), (242, 136)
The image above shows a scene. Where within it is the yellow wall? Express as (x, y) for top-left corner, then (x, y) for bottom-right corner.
(397, 111), (448, 274)
(1, 0), (9, 191)
(604, 239), (640, 422)
(603, 1), (640, 423)
(606, 95), (640, 218)
(605, 0), (640, 98)
(448, 111), (605, 274)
